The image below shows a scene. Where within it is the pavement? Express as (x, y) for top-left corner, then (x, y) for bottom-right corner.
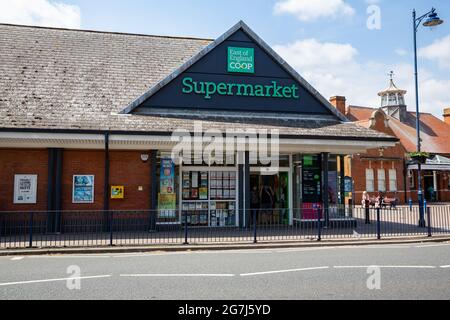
(0, 241), (449, 300)
(1, 235), (450, 256)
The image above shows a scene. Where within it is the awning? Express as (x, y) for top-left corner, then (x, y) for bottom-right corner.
(407, 155), (450, 171)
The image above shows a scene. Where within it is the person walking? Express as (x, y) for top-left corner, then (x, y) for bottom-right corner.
(250, 186), (260, 225)
(362, 191), (371, 224)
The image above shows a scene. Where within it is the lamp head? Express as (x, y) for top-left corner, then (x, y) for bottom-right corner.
(423, 9), (444, 27)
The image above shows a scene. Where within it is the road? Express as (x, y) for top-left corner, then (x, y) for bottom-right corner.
(0, 242), (449, 300)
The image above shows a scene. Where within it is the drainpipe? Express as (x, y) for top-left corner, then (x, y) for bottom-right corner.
(103, 132), (110, 231)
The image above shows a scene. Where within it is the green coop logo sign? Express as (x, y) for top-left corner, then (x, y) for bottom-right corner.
(228, 47), (254, 73)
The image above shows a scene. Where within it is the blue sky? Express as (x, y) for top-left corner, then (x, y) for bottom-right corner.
(1, 0), (449, 118)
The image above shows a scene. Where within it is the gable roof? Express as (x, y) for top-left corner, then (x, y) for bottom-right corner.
(120, 21), (348, 121)
(0, 23), (397, 142)
(348, 105), (450, 154)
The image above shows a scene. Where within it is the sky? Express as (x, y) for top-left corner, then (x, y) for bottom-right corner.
(0, 0), (449, 118)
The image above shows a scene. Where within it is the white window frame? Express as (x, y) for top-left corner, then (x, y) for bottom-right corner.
(389, 169), (397, 192)
(378, 169), (386, 192)
(366, 169), (375, 192)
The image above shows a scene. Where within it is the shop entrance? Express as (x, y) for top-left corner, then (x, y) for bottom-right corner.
(250, 170), (290, 225)
(424, 174), (437, 202)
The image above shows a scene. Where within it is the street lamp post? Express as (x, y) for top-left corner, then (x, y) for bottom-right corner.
(412, 8), (444, 228)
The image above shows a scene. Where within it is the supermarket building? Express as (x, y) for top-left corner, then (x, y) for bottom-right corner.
(0, 22), (397, 230)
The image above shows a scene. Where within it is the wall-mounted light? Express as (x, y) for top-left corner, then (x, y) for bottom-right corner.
(141, 154), (150, 163)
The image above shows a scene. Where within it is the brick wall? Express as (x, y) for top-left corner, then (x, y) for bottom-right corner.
(1, 149), (154, 212)
(61, 150), (105, 211)
(0, 149), (48, 211)
(109, 151), (151, 211)
(351, 111), (408, 204)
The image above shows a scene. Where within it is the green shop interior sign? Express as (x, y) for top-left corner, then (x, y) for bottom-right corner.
(182, 77), (299, 100)
(228, 47), (254, 73)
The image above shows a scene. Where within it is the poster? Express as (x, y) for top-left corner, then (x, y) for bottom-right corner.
(159, 158), (176, 217)
(160, 158), (175, 194)
(199, 188), (208, 200)
(14, 175), (37, 204)
(158, 194), (176, 211)
(73, 175), (94, 203)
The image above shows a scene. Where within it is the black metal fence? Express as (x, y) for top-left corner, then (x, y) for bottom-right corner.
(0, 205), (449, 249)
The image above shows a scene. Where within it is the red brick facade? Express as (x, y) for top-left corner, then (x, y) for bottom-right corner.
(334, 104), (450, 204)
(0, 149), (153, 212)
(0, 149), (48, 211)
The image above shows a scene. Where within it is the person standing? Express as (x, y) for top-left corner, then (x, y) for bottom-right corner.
(260, 184), (275, 224)
(362, 191), (371, 224)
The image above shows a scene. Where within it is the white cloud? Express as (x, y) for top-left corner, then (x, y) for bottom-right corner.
(419, 35), (450, 69)
(395, 48), (408, 57)
(0, 0), (81, 29)
(274, 0), (355, 22)
(274, 39), (358, 69)
(274, 38), (449, 118)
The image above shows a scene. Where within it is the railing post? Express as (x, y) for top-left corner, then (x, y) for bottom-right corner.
(317, 206), (322, 242)
(109, 211), (113, 246)
(184, 210), (189, 245)
(427, 207), (432, 238)
(253, 209), (257, 244)
(376, 208), (381, 240)
(28, 212), (34, 248)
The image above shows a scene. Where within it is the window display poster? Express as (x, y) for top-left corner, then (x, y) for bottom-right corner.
(199, 188), (208, 200)
(14, 175), (37, 204)
(160, 158), (175, 194)
(191, 172), (199, 188)
(73, 175), (94, 203)
(158, 194), (177, 218)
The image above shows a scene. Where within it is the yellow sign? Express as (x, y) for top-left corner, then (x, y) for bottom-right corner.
(111, 186), (124, 199)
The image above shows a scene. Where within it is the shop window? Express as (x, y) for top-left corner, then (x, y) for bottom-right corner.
(366, 169), (375, 192)
(389, 169), (397, 192)
(378, 169), (386, 192)
(181, 170), (237, 227)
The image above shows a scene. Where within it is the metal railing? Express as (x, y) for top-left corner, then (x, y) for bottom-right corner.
(0, 205), (449, 249)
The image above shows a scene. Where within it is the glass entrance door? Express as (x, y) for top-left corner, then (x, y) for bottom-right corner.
(250, 170), (290, 225)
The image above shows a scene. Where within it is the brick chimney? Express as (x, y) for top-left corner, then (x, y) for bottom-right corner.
(330, 96), (347, 116)
(444, 108), (450, 125)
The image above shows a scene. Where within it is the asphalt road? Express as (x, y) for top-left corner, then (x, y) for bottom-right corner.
(0, 242), (449, 300)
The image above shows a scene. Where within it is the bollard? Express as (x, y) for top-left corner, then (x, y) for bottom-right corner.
(376, 208), (381, 240)
(109, 211), (113, 246)
(316, 205), (322, 242)
(28, 212), (34, 248)
(184, 210), (189, 245)
(253, 209), (257, 244)
(427, 207), (432, 238)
